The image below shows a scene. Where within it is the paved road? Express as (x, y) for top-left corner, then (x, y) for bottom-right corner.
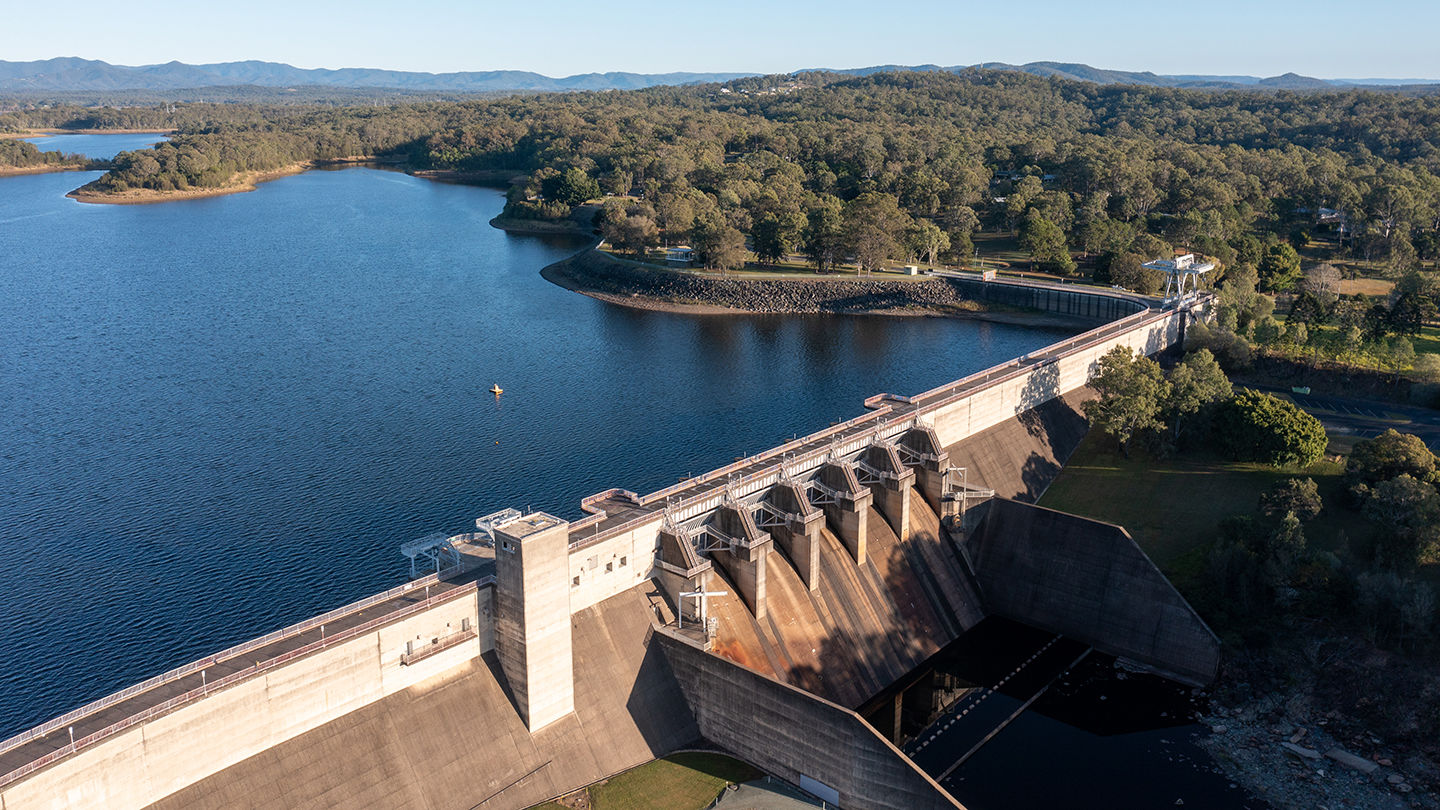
(1249, 384), (1440, 451)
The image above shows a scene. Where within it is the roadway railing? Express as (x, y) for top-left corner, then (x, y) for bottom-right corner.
(570, 294), (1207, 552)
(0, 574), (493, 787)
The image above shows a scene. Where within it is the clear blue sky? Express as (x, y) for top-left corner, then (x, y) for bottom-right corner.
(5, 0), (1438, 79)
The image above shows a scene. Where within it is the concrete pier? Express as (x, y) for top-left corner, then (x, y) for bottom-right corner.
(494, 514), (575, 731)
(656, 524), (715, 623)
(708, 503), (773, 621)
(815, 460), (872, 564)
(763, 481), (824, 591)
(860, 442), (916, 540)
(898, 425), (951, 510)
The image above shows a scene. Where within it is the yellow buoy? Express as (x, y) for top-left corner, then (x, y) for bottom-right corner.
(489, 384), (503, 395)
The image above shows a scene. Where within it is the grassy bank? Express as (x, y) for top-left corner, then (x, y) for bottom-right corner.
(528, 752), (762, 810)
(1037, 431), (1371, 577)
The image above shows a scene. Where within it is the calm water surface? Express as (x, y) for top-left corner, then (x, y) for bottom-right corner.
(0, 146), (1072, 738)
(21, 132), (167, 160)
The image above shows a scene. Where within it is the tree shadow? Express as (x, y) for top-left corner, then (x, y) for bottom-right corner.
(1017, 359), (1063, 438)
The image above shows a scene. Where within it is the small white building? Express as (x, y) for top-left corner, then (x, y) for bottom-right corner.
(665, 247), (695, 265)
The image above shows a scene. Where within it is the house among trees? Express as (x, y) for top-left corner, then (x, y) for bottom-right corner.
(665, 246), (695, 265)
(1316, 207), (1351, 238)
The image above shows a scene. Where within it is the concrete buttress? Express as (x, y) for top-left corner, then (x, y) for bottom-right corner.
(815, 461), (873, 565)
(859, 443), (916, 540)
(708, 503), (773, 621)
(656, 524), (714, 624)
(762, 481), (824, 591)
(897, 425), (950, 511)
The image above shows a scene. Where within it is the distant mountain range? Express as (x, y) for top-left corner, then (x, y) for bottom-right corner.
(811, 61), (1440, 90)
(1, 57), (1436, 94)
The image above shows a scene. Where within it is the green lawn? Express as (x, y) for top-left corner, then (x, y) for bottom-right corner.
(1414, 324), (1440, 356)
(1038, 431), (1373, 577)
(529, 752), (763, 810)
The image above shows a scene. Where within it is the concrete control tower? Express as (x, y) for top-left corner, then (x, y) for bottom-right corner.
(493, 513), (575, 731)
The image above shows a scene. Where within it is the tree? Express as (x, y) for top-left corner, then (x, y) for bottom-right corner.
(1108, 251), (1162, 294)
(1213, 390), (1328, 467)
(655, 190), (697, 244)
(1260, 477), (1323, 521)
(545, 167), (601, 207)
(1082, 346), (1168, 456)
(1018, 208), (1075, 275)
(752, 211), (803, 265)
(1362, 474), (1440, 570)
(1252, 316), (1286, 347)
(1413, 354), (1440, 382)
(1302, 263), (1342, 306)
(803, 197), (845, 273)
(610, 213), (659, 255)
(1388, 289), (1436, 337)
(1165, 348), (1232, 443)
(908, 220), (950, 266)
(1257, 243), (1302, 292)
(691, 211), (747, 271)
(1345, 429), (1437, 488)
(843, 192), (911, 273)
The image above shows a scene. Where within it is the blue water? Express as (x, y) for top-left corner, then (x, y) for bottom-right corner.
(21, 132), (167, 160)
(0, 143), (1073, 738)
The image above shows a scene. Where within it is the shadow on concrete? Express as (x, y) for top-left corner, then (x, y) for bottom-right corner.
(625, 639), (702, 753)
(1017, 360), (1062, 432)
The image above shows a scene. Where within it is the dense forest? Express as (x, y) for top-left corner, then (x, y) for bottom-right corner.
(8, 70), (1440, 282)
(0, 138), (96, 170)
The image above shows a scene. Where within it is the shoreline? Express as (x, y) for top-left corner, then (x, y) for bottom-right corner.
(537, 244), (1091, 328)
(1, 128), (173, 139)
(0, 163), (93, 178)
(489, 202), (601, 236)
(64, 156), (382, 205)
(409, 168), (524, 189)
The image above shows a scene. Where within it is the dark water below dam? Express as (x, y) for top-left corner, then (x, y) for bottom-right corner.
(864, 618), (1264, 809)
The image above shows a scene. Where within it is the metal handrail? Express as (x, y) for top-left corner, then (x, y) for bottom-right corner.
(569, 301), (1193, 553)
(0, 577), (490, 788)
(0, 570), (487, 763)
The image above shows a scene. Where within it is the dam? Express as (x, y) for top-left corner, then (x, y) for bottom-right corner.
(0, 276), (1220, 810)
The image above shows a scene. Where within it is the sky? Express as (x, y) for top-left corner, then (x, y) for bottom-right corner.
(4, 0), (1439, 80)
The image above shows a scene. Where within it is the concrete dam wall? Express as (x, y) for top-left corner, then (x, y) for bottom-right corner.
(1, 580), (487, 810)
(2, 285), (1215, 810)
(657, 631), (963, 810)
(967, 499), (1222, 686)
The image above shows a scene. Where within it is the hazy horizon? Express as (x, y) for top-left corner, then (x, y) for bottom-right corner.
(9, 55), (1440, 84)
(3, 0), (1438, 81)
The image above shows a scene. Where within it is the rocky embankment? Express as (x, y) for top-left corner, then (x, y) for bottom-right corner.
(540, 247), (1027, 319)
(1200, 698), (1438, 809)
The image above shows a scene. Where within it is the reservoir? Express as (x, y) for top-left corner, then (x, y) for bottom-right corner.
(0, 142), (1070, 737)
(0, 135), (1261, 808)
